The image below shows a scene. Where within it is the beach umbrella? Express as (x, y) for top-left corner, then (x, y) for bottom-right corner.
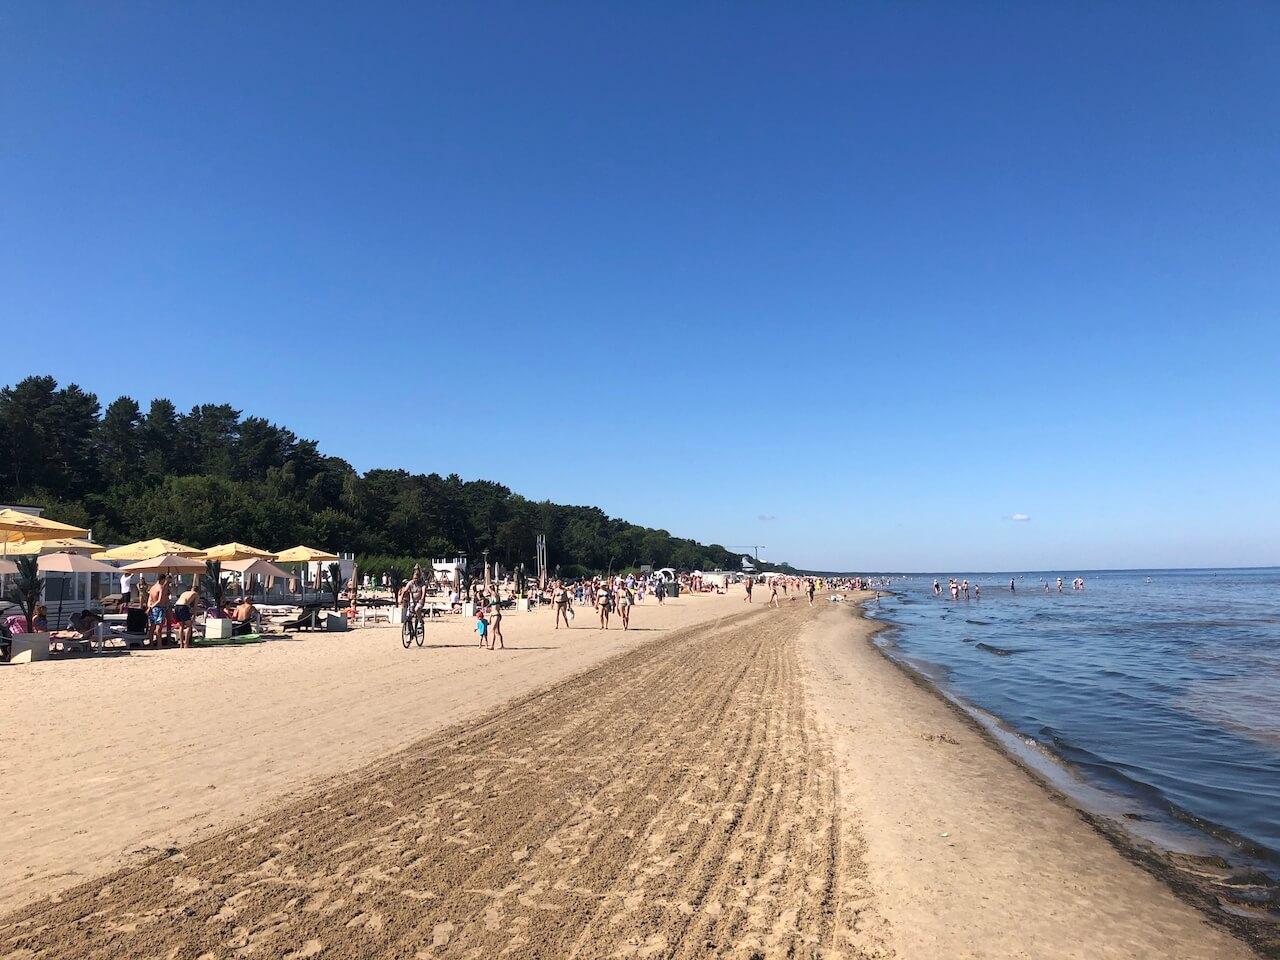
(273, 546), (339, 563)
(120, 553), (208, 575)
(223, 558), (293, 579)
(37, 552), (118, 575)
(92, 538), (202, 561)
(0, 510), (92, 559)
(5, 537), (101, 556)
(223, 557), (293, 597)
(199, 542), (275, 562)
(37, 552), (120, 627)
(0, 558), (16, 575)
(274, 546), (339, 598)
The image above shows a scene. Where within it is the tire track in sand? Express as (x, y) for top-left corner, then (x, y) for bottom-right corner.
(0, 603), (883, 959)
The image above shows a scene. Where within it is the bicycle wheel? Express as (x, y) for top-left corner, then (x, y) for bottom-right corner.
(415, 618), (425, 647)
(401, 618), (414, 648)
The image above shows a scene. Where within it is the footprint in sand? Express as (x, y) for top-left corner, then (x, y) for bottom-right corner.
(432, 920), (455, 946)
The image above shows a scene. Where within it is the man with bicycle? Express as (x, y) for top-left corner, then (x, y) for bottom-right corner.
(399, 565), (429, 625)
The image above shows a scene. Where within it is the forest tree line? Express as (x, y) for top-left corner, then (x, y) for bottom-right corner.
(0, 376), (783, 576)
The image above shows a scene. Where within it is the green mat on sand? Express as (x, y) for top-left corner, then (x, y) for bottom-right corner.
(195, 633), (265, 646)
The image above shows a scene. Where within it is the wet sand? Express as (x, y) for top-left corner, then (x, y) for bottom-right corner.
(0, 595), (1263, 957)
(801, 603), (1259, 959)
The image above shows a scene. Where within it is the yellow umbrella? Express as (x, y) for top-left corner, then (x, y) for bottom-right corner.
(273, 546), (339, 596)
(273, 546), (339, 563)
(5, 537), (101, 556)
(93, 538), (202, 561)
(0, 509), (90, 545)
(199, 542), (275, 562)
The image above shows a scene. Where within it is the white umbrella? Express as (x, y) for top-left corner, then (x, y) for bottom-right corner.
(37, 553), (119, 628)
(223, 557), (293, 597)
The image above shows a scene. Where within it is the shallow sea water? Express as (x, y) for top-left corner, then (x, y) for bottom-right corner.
(867, 568), (1280, 874)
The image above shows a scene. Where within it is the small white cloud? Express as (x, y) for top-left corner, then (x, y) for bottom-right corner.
(757, 514), (777, 522)
(1008, 513), (1031, 522)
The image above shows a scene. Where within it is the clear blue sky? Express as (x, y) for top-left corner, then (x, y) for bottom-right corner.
(4, 2), (1278, 571)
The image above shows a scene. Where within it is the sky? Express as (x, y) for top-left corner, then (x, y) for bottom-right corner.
(3, 2), (1279, 572)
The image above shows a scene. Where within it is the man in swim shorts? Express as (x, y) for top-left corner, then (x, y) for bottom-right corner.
(147, 573), (171, 647)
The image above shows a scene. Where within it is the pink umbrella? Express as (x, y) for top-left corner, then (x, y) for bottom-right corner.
(36, 552), (119, 575)
(37, 552), (120, 627)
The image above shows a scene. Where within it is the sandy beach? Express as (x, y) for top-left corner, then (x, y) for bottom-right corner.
(0, 595), (1260, 958)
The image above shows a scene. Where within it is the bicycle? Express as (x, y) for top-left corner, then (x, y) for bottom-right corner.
(401, 610), (425, 648)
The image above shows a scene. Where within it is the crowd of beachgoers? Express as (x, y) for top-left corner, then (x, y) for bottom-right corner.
(932, 575), (1086, 600)
(2, 543), (881, 660)
(396, 568), (875, 650)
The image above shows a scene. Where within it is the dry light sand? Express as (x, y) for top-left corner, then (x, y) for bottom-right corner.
(0, 592), (1262, 958)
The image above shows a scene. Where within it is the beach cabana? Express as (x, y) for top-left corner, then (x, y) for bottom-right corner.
(199, 542), (275, 562)
(93, 538), (202, 562)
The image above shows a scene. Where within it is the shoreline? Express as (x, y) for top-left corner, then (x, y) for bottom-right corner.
(812, 599), (1271, 958)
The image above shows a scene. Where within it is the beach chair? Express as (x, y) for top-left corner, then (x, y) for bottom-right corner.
(279, 606), (322, 631)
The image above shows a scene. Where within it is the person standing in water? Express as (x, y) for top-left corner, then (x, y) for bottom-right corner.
(1009, 578), (1016, 592)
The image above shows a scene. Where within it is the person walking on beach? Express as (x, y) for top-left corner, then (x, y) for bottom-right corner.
(553, 581), (571, 629)
(597, 585), (613, 629)
(769, 580), (780, 609)
(488, 602), (504, 649)
(617, 586), (633, 630)
(744, 577), (753, 603)
(807, 579), (816, 605)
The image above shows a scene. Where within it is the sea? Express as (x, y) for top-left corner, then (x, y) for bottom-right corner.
(865, 567), (1280, 880)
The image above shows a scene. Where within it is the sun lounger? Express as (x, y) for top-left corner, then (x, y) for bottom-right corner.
(279, 607), (323, 631)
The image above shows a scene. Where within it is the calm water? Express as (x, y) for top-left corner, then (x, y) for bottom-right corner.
(867, 568), (1280, 873)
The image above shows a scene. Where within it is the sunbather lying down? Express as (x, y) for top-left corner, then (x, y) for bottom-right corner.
(50, 610), (102, 646)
